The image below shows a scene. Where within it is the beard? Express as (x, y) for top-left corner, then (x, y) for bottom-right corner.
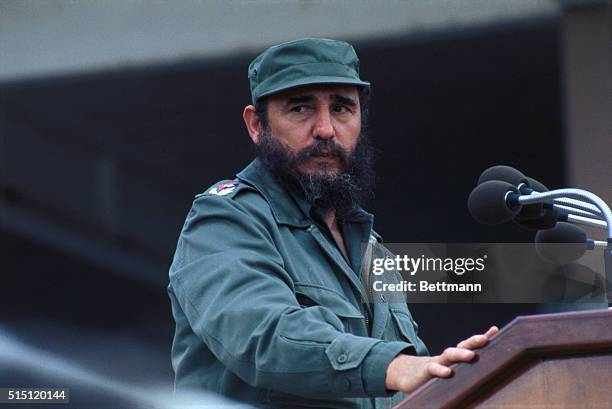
(254, 128), (375, 220)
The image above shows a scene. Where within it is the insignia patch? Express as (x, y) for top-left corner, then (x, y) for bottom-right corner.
(208, 181), (238, 196)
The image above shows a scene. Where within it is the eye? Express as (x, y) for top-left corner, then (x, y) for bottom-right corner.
(290, 105), (307, 113)
(332, 105), (351, 113)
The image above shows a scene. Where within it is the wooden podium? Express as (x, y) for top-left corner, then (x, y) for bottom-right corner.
(395, 309), (612, 409)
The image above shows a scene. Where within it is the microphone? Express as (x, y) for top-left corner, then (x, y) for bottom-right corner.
(477, 166), (543, 220)
(515, 208), (559, 230)
(535, 222), (607, 263)
(472, 165), (612, 240)
(477, 166), (604, 227)
(478, 165), (549, 195)
(467, 180), (521, 225)
(478, 165), (529, 187)
(524, 177), (548, 194)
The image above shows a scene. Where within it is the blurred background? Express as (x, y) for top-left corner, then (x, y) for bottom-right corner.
(0, 0), (610, 407)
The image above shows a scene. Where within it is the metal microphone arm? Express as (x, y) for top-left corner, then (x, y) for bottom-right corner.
(564, 213), (608, 230)
(553, 197), (604, 218)
(518, 188), (612, 240)
(552, 203), (605, 220)
(518, 182), (604, 218)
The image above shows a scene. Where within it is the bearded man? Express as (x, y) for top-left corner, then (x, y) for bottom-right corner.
(168, 38), (497, 409)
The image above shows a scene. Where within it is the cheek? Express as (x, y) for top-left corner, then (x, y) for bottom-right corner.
(337, 121), (361, 148)
(270, 121), (312, 150)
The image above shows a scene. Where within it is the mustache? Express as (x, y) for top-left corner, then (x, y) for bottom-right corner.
(293, 140), (350, 167)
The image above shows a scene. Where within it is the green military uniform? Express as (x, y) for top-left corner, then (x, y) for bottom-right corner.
(168, 158), (429, 408)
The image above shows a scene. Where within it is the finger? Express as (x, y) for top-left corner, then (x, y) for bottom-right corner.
(457, 326), (500, 349)
(484, 326), (499, 338)
(427, 362), (452, 378)
(457, 334), (488, 350)
(438, 347), (475, 365)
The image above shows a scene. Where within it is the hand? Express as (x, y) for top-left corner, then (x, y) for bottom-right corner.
(385, 326), (498, 393)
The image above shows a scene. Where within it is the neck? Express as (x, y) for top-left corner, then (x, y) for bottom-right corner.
(323, 208), (349, 259)
(322, 209), (336, 231)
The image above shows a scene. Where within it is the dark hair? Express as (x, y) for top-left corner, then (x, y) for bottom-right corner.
(255, 86), (371, 132)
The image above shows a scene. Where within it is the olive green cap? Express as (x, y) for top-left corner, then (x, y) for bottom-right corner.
(248, 38), (370, 104)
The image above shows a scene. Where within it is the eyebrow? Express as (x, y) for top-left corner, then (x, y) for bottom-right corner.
(286, 95), (314, 105)
(285, 93), (357, 107)
(332, 94), (357, 107)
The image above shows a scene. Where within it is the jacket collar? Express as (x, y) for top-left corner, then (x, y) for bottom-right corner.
(236, 158), (373, 228)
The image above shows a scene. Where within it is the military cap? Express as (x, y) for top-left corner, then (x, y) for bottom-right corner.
(248, 38), (370, 104)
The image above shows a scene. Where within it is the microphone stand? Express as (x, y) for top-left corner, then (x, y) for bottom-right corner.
(606, 248), (612, 308)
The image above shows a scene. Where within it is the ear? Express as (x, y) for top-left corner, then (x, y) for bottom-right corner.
(243, 105), (262, 144)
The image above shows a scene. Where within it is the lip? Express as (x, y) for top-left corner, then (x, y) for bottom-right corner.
(311, 156), (337, 162)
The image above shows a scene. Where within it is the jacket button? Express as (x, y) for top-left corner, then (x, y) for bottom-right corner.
(337, 353), (348, 363)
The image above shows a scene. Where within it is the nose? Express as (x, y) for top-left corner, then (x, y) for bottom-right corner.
(312, 107), (335, 140)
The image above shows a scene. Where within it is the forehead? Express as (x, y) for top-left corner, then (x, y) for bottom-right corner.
(267, 83), (359, 103)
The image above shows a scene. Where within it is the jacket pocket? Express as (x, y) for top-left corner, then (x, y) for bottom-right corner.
(389, 308), (418, 345)
(294, 283), (364, 319)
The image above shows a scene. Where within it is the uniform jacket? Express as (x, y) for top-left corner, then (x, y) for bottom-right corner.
(168, 158), (428, 408)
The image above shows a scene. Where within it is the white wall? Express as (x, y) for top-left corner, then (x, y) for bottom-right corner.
(0, 0), (559, 82)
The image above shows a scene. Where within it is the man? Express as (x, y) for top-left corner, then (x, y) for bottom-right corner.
(168, 38), (497, 408)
